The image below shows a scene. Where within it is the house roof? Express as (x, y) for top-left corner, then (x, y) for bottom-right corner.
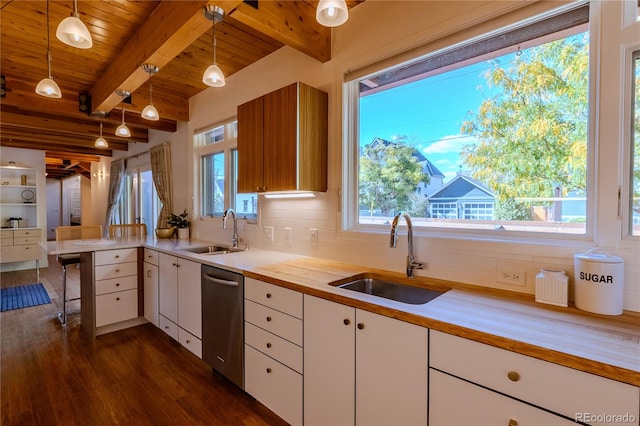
(366, 137), (445, 178)
(428, 174), (495, 201)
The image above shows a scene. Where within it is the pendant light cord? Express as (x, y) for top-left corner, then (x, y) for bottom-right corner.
(46, 0), (52, 78)
(212, 17), (217, 65)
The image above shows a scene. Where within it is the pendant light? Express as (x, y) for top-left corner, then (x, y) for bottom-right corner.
(202, 5), (225, 87)
(56, 0), (92, 49)
(94, 112), (108, 148)
(115, 89), (131, 137)
(316, 0), (349, 27)
(36, 0), (62, 99)
(141, 64), (159, 121)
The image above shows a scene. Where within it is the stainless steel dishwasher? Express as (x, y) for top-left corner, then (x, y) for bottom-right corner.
(201, 264), (244, 389)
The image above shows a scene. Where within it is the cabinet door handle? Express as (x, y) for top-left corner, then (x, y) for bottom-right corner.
(508, 420), (518, 426)
(176, 264), (181, 268)
(343, 319), (351, 326)
(165, 325), (170, 330)
(147, 270), (152, 278)
(266, 316), (272, 322)
(186, 339), (191, 344)
(266, 342), (272, 348)
(266, 293), (272, 299)
(357, 323), (365, 330)
(507, 371), (520, 382)
(172, 263), (177, 267)
(266, 368), (272, 374)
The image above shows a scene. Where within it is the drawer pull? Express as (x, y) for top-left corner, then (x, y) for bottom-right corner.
(343, 319), (351, 326)
(116, 283), (120, 287)
(115, 255), (120, 259)
(507, 371), (520, 382)
(266, 368), (272, 374)
(116, 297), (120, 301)
(266, 293), (272, 299)
(508, 420), (518, 426)
(172, 263), (177, 267)
(266, 342), (272, 348)
(357, 323), (365, 330)
(115, 269), (120, 273)
(186, 339), (191, 344)
(266, 316), (272, 322)
(165, 326), (170, 330)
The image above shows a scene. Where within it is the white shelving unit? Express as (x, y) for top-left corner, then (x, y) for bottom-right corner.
(0, 165), (38, 228)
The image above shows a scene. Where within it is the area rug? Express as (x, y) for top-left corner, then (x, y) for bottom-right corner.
(1, 283), (51, 312)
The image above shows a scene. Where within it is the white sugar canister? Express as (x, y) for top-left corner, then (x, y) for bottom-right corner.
(573, 248), (624, 315)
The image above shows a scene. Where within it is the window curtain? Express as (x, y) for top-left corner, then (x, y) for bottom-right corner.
(150, 143), (173, 228)
(103, 158), (126, 237)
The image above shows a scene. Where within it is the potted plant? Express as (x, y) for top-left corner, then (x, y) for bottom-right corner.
(167, 209), (191, 239)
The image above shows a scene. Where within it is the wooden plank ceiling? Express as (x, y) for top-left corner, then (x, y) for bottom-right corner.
(0, 0), (363, 178)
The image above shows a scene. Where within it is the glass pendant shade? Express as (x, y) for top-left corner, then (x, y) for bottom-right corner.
(316, 0), (348, 27)
(94, 117), (108, 148)
(141, 104), (159, 121)
(202, 64), (225, 87)
(35, 76), (62, 98)
(94, 136), (108, 148)
(115, 123), (131, 137)
(56, 14), (92, 49)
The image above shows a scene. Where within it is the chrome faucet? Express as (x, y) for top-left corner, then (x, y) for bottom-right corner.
(389, 211), (423, 278)
(223, 208), (238, 248)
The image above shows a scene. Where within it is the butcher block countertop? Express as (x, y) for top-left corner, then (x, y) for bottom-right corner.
(244, 257), (640, 387)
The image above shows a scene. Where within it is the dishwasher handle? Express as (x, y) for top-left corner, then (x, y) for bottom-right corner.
(203, 273), (239, 287)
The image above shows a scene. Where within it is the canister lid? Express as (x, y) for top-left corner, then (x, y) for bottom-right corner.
(574, 248), (623, 263)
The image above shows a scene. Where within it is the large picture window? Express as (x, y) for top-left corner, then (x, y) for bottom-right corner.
(631, 50), (640, 236)
(347, 4), (590, 236)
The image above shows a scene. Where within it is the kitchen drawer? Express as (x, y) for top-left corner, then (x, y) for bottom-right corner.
(429, 369), (575, 425)
(430, 330), (640, 423)
(14, 229), (41, 238)
(245, 299), (302, 346)
(13, 236), (40, 245)
(1, 236), (13, 246)
(0, 245), (40, 262)
(245, 277), (302, 319)
(245, 322), (303, 373)
(245, 344), (302, 426)
(143, 248), (159, 266)
(178, 327), (202, 359)
(95, 288), (138, 327)
(95, 275), (138, 296)
(0, 230), (13, 240)
(94, 261), (137, 281)
(159, 315), (178, 340)
(95, 248), (137, 266)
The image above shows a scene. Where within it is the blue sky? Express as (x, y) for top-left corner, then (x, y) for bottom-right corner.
(359, 60), (502, 182)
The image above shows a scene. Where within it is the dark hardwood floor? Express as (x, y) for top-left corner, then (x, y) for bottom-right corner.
(1, 256), (288, 426)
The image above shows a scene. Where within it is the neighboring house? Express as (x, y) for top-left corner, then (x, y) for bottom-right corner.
(428, 173), (496, 220)
(365, 137), (446, 197)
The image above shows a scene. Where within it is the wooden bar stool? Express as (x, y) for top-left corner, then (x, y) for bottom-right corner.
(55, 225), (102, 325)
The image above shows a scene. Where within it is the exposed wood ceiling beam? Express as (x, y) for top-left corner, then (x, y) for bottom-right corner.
(230, 1), (331, 63)
(2, 76), (177, 133)
(89, 1), (244, 119)
(1, 139), (113, 158)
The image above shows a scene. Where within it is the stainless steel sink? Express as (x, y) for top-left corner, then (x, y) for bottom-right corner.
(336, 277), (444, 305)
(182, 245), (245, 255)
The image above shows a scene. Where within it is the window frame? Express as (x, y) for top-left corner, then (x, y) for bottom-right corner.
(622, 48), (640, 240)
(342, 2), (597, 243)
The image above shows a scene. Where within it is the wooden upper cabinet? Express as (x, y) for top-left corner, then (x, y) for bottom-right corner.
(237, 82), (328, 193)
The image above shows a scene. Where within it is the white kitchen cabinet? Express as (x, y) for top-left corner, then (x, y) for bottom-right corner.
(143, 248), (159, 326)
(244, 277), (303, 426)
(429, 369), (575, 425)
(429, 330), (640, 426)
(158, 252), (201, 357)
(94, 248), (139, 328)
(304, 294), (428, 426)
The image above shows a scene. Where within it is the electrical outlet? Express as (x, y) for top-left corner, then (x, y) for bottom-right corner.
(263, 226), (274, 241)
(310, 228), (318, 246)
(496, 267), (526, 286)
(284, 227), (292, 242)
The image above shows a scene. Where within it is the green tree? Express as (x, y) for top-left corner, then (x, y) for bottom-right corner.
(460, 33), (589, 202)
(359, 138), (429, 216)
